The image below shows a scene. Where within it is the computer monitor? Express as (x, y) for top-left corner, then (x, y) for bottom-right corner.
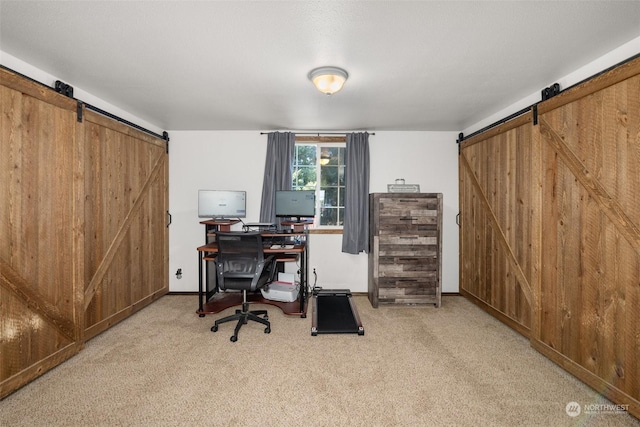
(275, 190), (316, 222)
(198, 190), (246, 219)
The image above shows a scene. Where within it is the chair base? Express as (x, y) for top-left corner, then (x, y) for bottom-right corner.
(211, 301), (271, 342)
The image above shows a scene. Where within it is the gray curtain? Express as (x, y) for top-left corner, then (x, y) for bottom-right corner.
(259, 132), (295, 223)
(342, 132), (370, 254)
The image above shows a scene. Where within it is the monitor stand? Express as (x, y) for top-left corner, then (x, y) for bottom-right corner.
(280, 218), (313, 233)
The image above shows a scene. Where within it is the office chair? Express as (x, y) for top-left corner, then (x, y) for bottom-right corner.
(210, 231), (277, 342)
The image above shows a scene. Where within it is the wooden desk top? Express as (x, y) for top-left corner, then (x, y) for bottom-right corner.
(197, 242), (304, 254)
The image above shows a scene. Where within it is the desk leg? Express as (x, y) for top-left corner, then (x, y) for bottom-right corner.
(198, 251), (205, 317)
(299, 245), (307, 317)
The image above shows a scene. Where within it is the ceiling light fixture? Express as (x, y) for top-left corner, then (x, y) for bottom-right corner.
(308, 66), (348, 95)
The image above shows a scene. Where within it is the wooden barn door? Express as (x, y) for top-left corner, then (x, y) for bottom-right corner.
(0, 68), (84, 397)
(1, 67), (168, 398)
(533, 58), (640, 415)
(458, 114), (538, 336)
(82, 110), (168, 340)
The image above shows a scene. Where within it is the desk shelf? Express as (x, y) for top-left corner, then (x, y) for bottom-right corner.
(197, 291), (307, 317)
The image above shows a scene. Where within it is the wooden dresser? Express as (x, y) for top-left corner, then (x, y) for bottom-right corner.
(368, 193), (442, 307)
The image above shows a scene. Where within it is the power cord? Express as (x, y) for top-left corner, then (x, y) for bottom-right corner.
(312, 268), (322, 294)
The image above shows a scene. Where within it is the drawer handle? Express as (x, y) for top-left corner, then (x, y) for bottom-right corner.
(400, 217), (417, 221)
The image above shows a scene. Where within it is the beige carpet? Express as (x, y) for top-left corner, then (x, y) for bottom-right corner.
(1, 294), (638, 427)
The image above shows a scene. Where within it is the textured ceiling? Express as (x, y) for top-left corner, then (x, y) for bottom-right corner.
(1, 1), (640, 132)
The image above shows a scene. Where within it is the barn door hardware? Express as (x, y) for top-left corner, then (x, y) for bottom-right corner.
(541, 83), (560, 101)
(163, 131), (170, 154)
(76, 101), (84, 123)
(54, 80), (74, 98)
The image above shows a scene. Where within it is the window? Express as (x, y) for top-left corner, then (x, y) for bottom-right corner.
(292, 143), (345, 227)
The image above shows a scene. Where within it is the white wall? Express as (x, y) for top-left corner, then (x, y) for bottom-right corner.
(168, 131), (460, 293)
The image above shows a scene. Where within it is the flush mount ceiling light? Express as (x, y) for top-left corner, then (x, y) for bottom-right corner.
(308, 66), (348, 95)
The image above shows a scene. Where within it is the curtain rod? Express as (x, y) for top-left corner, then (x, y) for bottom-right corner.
(260, 131), (375, 135)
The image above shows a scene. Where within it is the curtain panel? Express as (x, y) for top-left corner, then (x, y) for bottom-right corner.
(342, 132), (370, 254)
(259, 132), (295, 223)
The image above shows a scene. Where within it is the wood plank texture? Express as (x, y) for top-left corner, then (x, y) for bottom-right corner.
(0, 70), (82, 398)
(369, 193), (442, 307)
(536, 70), (640, 412)
(458, 118), (535, 333)
(1, 68), (169, 398)
(82, 110), (168, 340)
(459, 55), (640, 418)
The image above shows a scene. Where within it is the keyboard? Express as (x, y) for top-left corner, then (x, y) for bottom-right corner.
(270, 244), (295, 250)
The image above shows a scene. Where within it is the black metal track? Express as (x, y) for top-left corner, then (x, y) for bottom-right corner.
(0, 64), (167, 142)
(84, 103), (166, 141)
(459, 105), (533, 143)
(260, 131), (375, 136)
(458, 51), (640, 144)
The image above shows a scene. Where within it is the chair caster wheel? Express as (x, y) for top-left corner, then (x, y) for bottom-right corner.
(211, 325), (218, 332)
(264, 327), (271, 334)
(264, 315), (269, 321)
(230, 335), (238, 342)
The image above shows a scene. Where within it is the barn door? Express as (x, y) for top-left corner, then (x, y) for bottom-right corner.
(1, 67), (168, 399)
(458, 114), (537, 336)
(533, 59), (640, 413)
(0, 68), (84, 398)
(82, 110), (168, 340)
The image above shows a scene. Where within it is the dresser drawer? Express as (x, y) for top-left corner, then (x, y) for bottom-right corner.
(377, 278), (439, 305)
(378, 256), (439, 277)
(378, 244), (437, 257)
(378, 197), (439, 225)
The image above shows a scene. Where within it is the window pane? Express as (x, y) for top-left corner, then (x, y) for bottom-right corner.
(320, 207), (338, 225)
(321, 166), (339, 186)
(297, 145), (316, 166)
(323, 187), (338, 206)
(293, 166), (316, 189)
(327, 147), (340, 165)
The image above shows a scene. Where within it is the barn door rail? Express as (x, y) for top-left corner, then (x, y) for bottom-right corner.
(458, 51), (640, 147)
(0, 65), (168, 143)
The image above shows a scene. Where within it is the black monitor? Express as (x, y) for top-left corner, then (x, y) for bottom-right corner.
(275, 190), (316, 222)
(198, 190), (246, 219)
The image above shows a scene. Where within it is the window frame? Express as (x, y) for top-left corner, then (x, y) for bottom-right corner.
(293, 137), (346, 230)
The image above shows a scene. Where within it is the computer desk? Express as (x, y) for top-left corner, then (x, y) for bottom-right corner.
(196, 236), (308, 318)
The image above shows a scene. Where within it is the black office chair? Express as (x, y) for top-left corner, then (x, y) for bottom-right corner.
(210, 231), (277, 342)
